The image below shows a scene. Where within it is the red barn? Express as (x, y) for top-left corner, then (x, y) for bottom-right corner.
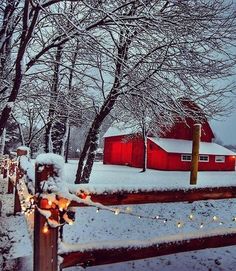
(103, 119), (236, 171)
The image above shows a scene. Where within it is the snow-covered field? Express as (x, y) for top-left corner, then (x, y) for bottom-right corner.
(1, 161), (236, 270)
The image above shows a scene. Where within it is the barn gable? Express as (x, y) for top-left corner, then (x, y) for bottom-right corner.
(161, 118), (214, 142)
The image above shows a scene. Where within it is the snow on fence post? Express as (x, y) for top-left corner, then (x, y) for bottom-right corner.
(14, 147), (29, 215)
(190, 124), (201, 185)
(7, 155), (17, 194)
(7, 161), (15, 194)
(2, 155), (8, 179)
(0, 156), (4, 175)
(34, 154), (63, 271)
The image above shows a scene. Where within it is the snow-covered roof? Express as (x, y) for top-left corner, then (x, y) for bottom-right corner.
(103, 125), (137, 138)
(148, 138), (235, 156)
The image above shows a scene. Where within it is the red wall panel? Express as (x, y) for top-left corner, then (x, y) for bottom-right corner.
(104, 137), (235, 171)
(162, 119), (214, 142)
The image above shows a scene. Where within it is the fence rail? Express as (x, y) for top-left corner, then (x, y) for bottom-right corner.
(1, 152), (236, 271)
(71, 186), (236, 207)
(60, 229), (236, 269)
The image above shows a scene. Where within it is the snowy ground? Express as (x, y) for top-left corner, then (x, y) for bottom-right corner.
(0, 176), (32, 270)
(1, 161), (236, 270)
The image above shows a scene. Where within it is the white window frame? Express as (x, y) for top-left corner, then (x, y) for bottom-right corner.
(181, 154), (192, 162)
(215, 155), (225, 163)
(199, 155), (209, 162)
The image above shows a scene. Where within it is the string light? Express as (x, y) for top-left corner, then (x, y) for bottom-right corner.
(213, 215), (218, 221)
(189, 214), (194, 220)
(126, 207), (132, 213)
(42, 223), (49, 234)
(114, 209), (120, 215)
(177, 221), (184, 228)
(9, 156), (236, 233)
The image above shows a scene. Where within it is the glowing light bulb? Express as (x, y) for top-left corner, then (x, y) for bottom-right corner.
(114, 209), (120, 215)
(81, 193), (87, 199)
(200, 223), (204, 229)
(213, 216), (218, 221)
(177, 222), (183, 228)
(68, 221), (74, 226)
(126, 207), (132, 213)
(48, 200), (52, 206)
(189, 214), (194, 220)
(155, 215), (159, 219)
(96, 208), (99, 213)
(42, 223), (49, 234)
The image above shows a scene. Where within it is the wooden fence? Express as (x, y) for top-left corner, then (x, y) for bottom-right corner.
(1, 151), (236, 271)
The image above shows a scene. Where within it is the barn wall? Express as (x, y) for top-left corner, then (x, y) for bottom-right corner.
(131, 138), (144, 168)
(162, 119), (214, 142)
(203, 155), (235, 171)
(149, 152), (235, 171)
(147, 140), (168, 170)
(104, 136), (235, 171)
(103, 136), (133, 165)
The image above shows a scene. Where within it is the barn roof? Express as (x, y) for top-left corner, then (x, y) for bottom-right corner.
(148, 138), (235, 156)
(103, 125), (137, 138)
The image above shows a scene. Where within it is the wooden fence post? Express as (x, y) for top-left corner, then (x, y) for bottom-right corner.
(14, 149), (28, 215)
(190, 124), (201, 185)
(7, 160), (16, 194)
(7, 177), (14, 194)
(3, 158), (8, 179)
(34, 163), (59, 271)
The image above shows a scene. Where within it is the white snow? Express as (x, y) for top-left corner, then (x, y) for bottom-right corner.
(59, 227), (236, 254)
(19, 156), (35, 181)
(103, 124), (137, 138)
(149, 137), (236, 156)
(36, 153), (64, 177)
(17, 146), (30, 154)
(6, 102), (14, 109)
(64, 162), (236, 194)
(2, 161), (236, 271)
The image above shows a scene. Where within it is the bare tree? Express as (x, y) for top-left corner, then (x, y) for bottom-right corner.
(75, 0), (236, 183)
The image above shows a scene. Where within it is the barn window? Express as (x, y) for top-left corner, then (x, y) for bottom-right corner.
(199, 155), (209, 162)
(215, 155), (225, 163)
(181, 154), (192, 161)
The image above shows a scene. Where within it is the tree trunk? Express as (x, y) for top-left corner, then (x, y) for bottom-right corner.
(0, 128), (6, 155)
(75, 94), (119, 184)
(0, 3), (41, 137)
(65, 125), (71, 163)
(61, 119), (70, 157)
(74, 26), (131, 184)
(140, 130), (147, 173)
(44, 45), (62, 152)
(80, 130), (99, 183)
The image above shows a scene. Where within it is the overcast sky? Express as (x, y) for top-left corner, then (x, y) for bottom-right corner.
(211, 109), (236, 145)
